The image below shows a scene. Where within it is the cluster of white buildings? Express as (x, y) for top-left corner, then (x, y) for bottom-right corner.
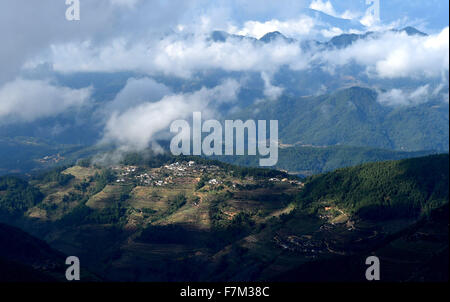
(112, 161), (224, 188)
(269, 177), (303, 186)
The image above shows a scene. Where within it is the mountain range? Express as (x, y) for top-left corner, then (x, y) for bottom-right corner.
(1, 51), (448, 175)
(233, 86), (449, 152)
(0, 0), (448, 285)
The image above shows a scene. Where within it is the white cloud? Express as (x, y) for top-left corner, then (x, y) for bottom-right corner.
(317, 27), (449, 79)
(340, 10), (359, 20)
(0, 0), (190, 84)
(376, 27), (449, 78)
(229, 16), (316, 39)
(261, 72), (283, 100)
(48, 33), (305, 78)
(309, 0), (359, 20)
(101, 79), (240, 150)
(360, 13), (378, 28)
(0, 78), (91, 123)
(377, 85), (432, 106)
(320, 26), (344, 38)
(44, 26), (449, 83)
(104, 77), (172, 114)
(309, 0), (336, 17)
(359, 0), (381, 28)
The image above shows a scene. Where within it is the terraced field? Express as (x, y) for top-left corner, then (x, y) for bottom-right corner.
(0, 155), (447, 281)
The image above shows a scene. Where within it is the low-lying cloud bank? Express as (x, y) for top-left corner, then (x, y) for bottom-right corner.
(101, 79), (240, 151)
(378, 84), (449, 106)
(317, 27), (449, 79)
(103, 77), (173, 115)
(0, 78), (91, 124)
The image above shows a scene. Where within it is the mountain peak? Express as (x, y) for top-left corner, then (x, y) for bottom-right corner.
(328, 33), (361, 48)
(210, 30), (257, 43)
(399, 26), (428, 36)
(260, 31), (294, 43)
(211, 30), (230, 42)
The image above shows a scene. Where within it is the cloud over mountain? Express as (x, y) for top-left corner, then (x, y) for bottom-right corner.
(0, 0), (448, 153)
(101, 79), (240, 151)
(0, 78), (91, 123)
(314, 27), (449, 79)
(43, 26), (449, 82)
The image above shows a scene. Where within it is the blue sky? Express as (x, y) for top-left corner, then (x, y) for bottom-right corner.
(331, 0), (449, 32)
(193, 0), (449, 32)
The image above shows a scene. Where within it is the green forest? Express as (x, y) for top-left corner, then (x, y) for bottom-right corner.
(296, 154), (449, 219)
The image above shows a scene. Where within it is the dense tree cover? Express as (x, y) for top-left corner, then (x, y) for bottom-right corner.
(56, 200), (91, 227)
(206, 192), (257, 248)
(167, 194), (187, 214)
(57, 201), (126, 227)
(77, 158), (91, 168)
(146, 194), (188, 222)
(296, 154), (449, 220)
(57, 182), (131, 227)
(87, 205), (127, 224)
(196, 175), (208, 190)
(0, 177), (44, 215)
(34, 167), (74, 186)
(74, 181), (89, 193)
(121, 152), (173, 168)
(234, 87), (449, 152)
(216, 145), (433, 175)
(91, 169), (116, 194)
(209, 211), (256, 249)
(61, 191), (83, 203)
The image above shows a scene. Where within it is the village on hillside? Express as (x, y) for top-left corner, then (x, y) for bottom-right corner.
(111, 160), (304, 190)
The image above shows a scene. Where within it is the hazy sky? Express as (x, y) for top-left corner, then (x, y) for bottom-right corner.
(0, 0), (448, 83)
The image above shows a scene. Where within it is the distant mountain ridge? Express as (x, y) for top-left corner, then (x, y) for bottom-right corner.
(214, 145), (435, 176)
(233, 86), (449, 152)
(1, 83), (446, 175)
(0, 25), (442, 177)
(259, 31), (294, 43)
(211, 26), (428, 50)
(325, 26), (427, 49)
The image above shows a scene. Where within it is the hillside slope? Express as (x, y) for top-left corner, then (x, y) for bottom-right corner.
(234, 87), (449, 152)
(298, 154), (449, 219)
(0, 154), (447, 281)
(0, 223), (66, 281)
(215, 145), (434, 176)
